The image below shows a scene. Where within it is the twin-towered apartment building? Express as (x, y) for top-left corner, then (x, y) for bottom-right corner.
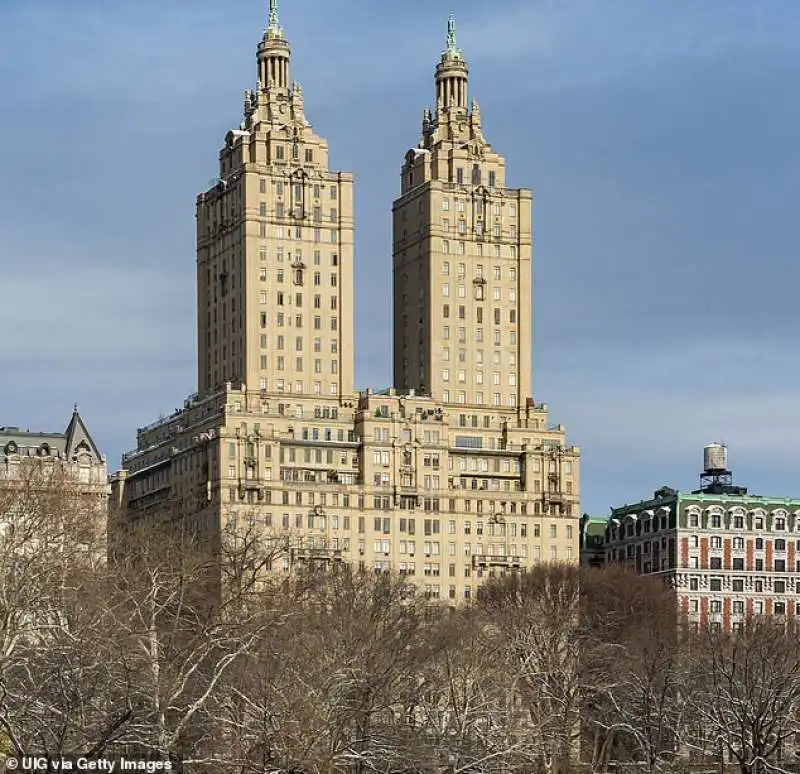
(110, 2), (581, 598)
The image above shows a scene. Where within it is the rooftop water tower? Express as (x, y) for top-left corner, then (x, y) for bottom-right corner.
(694, 443), (748, 495)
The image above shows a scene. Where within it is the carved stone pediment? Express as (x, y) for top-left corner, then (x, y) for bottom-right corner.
(467, 139), (485, 159)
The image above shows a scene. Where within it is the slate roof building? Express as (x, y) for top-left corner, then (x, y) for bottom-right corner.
(0, 406), (109, 554)
(0, 406), (105, 480)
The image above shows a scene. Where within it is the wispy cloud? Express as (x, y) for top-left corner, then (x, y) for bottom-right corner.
(541, 338), (800, 505)
(3, 0), (795, 114)
(461, 0), (800, 94)
(0, 255), (194, 366)
(0, 2), (246, 101)
(1, 0), (798, 502)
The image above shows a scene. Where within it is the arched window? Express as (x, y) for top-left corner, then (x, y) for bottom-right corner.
(686, 506), (701, 528)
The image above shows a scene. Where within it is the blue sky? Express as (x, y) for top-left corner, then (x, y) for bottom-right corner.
(1, 0), (799, 515)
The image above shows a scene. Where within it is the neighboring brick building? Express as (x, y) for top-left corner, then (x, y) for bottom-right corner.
(603, 444), (800, 632)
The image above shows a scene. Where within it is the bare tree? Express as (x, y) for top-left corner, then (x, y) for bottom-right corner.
(107, 526), (266, 768)
(0, 569), (132, 762)
(581, 565), (685, 774)
(479, 564), (583, 774)
(218, 522), (302, 616)
(216, 567), (435, 774)
(0, 462), (118, 760)
(686, 617), (800, 774)
(398, 604), (530, 774)
(0, 462), (104, 670)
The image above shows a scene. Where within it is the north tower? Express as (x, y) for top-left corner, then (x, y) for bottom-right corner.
(392, 16), (532, 409)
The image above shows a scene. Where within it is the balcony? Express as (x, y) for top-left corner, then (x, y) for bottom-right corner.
(292, 547), (344, 564)
(472, 554), (522, 569)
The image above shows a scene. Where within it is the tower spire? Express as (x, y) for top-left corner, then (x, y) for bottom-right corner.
(267, 0), (283, 38)
(258, 0), (290, 90)
(435, 13), (468, 116)
(446, 13), (457, 55)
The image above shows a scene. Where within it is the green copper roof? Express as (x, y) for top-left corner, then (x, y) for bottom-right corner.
(585, 520), (608, 538)
(611, 489), (800, 515)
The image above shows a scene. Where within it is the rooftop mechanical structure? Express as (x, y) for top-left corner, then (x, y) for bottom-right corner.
(692, 443), (748, 496)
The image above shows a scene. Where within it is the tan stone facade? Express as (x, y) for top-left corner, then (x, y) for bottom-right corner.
(393, 24), (531, 406)
(112, 7), (580, 599)
(196, 10), (354, 402)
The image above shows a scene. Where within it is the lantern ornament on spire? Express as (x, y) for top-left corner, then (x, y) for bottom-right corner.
(444, 13), (462, 59)
(435, 13), (468, 117)
(267, 0), (283, 39)
(257, 0), (290, 90)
